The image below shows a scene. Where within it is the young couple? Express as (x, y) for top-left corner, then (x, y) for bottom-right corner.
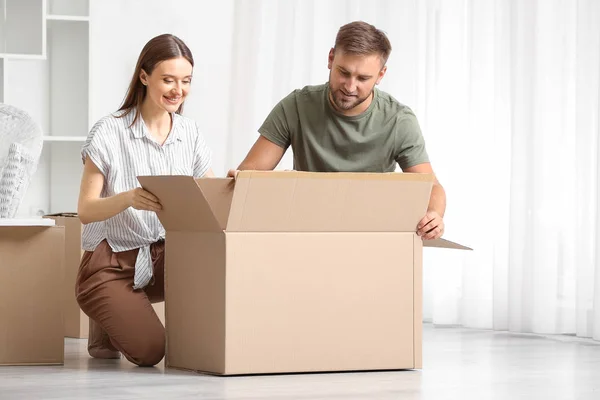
(76, 21), (446, 367)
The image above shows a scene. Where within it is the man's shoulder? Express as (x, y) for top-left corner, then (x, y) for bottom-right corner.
(286, 83), (327, 103)
(296, 83), (328, 96)
(374, 88), (416, 118)
(272, 84), (326, 118)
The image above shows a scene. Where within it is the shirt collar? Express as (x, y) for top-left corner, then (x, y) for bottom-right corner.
(126, 108), (184, 144)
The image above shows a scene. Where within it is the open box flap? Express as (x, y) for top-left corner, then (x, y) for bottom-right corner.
(137, 175), (221, 232)
(423, 238), (472, 250)
(226, 171), (434, 232)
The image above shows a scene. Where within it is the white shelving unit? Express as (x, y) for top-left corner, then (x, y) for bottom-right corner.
(2, 0), (90, 217)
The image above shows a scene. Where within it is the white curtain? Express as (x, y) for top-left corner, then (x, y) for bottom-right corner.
(220, 0), (600, 339)
(91, 0), (600, 339)
(418, 0), (600, 339)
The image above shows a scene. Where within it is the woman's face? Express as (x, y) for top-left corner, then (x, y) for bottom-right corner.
(140, 57), (193, 113)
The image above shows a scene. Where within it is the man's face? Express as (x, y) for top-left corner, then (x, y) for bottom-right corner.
(327, 48), (387, 114)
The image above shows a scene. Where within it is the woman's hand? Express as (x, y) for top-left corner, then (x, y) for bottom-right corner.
(127, 188), (162, 212)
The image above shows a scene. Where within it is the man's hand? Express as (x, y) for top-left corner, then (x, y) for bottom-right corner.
(227, 168), (294, 179)
(416, 210), (444, 240)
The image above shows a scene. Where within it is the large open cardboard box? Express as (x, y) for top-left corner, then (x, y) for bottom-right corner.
(139, 171), (468, 375)
(0, 220), (65, 365)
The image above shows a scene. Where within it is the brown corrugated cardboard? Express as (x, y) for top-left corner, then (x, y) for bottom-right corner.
(43, 213), (88, 339)
(139, 171), (469, 375)
(153, 302), (165, 325)
(0, 223), (65, 365)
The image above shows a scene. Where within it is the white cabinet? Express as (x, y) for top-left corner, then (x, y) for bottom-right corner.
(1, 0), (89, 216)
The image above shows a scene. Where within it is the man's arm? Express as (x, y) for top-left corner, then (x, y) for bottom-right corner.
(227, 136), (286, 177)
(403, 162), (446, 240)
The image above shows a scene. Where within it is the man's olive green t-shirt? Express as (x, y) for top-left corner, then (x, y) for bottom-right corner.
(258, 83), (429, 172)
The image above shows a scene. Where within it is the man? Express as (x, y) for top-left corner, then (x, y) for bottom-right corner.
(228, 21), (445, 240)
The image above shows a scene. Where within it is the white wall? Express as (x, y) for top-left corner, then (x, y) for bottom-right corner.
(89, 0), (235, 176)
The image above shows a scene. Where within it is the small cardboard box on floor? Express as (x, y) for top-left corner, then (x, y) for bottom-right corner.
(43, 213), (88, 339)
(43, 213), (165, 338)
(0, 220), (65, 365)
(139, 171), (469, 376)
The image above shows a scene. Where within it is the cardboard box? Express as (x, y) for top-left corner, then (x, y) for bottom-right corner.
(43, 213), (88, 339)
(153, 302), (165, 325)
(139, 171), (468, 375)
(0, 220), (65, 365)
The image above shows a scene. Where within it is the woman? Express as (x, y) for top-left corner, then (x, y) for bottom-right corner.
(76, 34), (213, 367)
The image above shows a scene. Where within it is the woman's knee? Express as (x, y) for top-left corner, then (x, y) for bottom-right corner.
(127, 328), (165, 367)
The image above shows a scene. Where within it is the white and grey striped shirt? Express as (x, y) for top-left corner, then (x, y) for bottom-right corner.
(81, 109), (212, 289)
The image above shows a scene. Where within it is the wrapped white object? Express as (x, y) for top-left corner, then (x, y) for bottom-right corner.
(0, 104), (43, 218)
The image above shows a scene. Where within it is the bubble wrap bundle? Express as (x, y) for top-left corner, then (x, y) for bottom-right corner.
(0, 104), (43, 218)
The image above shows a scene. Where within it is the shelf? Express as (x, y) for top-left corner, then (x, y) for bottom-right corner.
(0, 53), (46, 60)
(46, 14), (89, 22)
(43, 136), (86, 142)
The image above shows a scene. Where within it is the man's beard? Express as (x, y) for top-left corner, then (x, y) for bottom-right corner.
(330, 88), (372, 110)
(328, 76), (374, 111)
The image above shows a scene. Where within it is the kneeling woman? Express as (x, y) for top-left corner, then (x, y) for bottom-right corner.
(76, 34), (214, 366)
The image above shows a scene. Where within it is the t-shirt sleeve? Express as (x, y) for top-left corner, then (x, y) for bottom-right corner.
(81, 117), (111, 177)
(257, 91), (297, 150)
(394, 108), (430, 169)
(193, 122), (213, 177)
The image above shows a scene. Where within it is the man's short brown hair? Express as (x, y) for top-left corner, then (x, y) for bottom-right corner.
(334, 21), (392, 65)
